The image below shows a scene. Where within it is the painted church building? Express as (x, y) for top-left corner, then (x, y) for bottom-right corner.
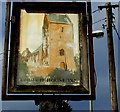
(23, 14), (76, 76)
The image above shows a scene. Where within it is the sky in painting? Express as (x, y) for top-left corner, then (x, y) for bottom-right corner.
(0, 0), (120, 111)
(19, 10), (79, 54)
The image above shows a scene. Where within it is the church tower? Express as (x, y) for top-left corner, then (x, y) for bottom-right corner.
(42, 13), (76, 71)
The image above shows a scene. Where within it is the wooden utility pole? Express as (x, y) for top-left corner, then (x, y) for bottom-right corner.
(98, 3), (118, 111)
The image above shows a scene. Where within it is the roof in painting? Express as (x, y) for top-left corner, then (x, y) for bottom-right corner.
(32, 44), (43, 54)
(48, 14), (70, 24)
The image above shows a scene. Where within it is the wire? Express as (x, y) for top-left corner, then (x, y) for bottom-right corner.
(0, 53), (3, 56)
(0, 52), (4, 56)
(113, 23), (120, 40)
(92, 18), (106, 25)
(92, 9), (99, 14)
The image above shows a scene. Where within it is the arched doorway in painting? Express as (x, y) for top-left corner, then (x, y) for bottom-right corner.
(60, 62), (67, 70)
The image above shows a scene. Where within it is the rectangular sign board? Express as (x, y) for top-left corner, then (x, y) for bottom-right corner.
(2, 2), (95, 100)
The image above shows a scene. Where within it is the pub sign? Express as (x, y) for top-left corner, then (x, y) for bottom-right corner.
(2, 2), (95, 100)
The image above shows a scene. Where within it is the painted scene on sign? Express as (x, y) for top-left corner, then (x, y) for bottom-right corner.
(17, 9), (80, 86)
